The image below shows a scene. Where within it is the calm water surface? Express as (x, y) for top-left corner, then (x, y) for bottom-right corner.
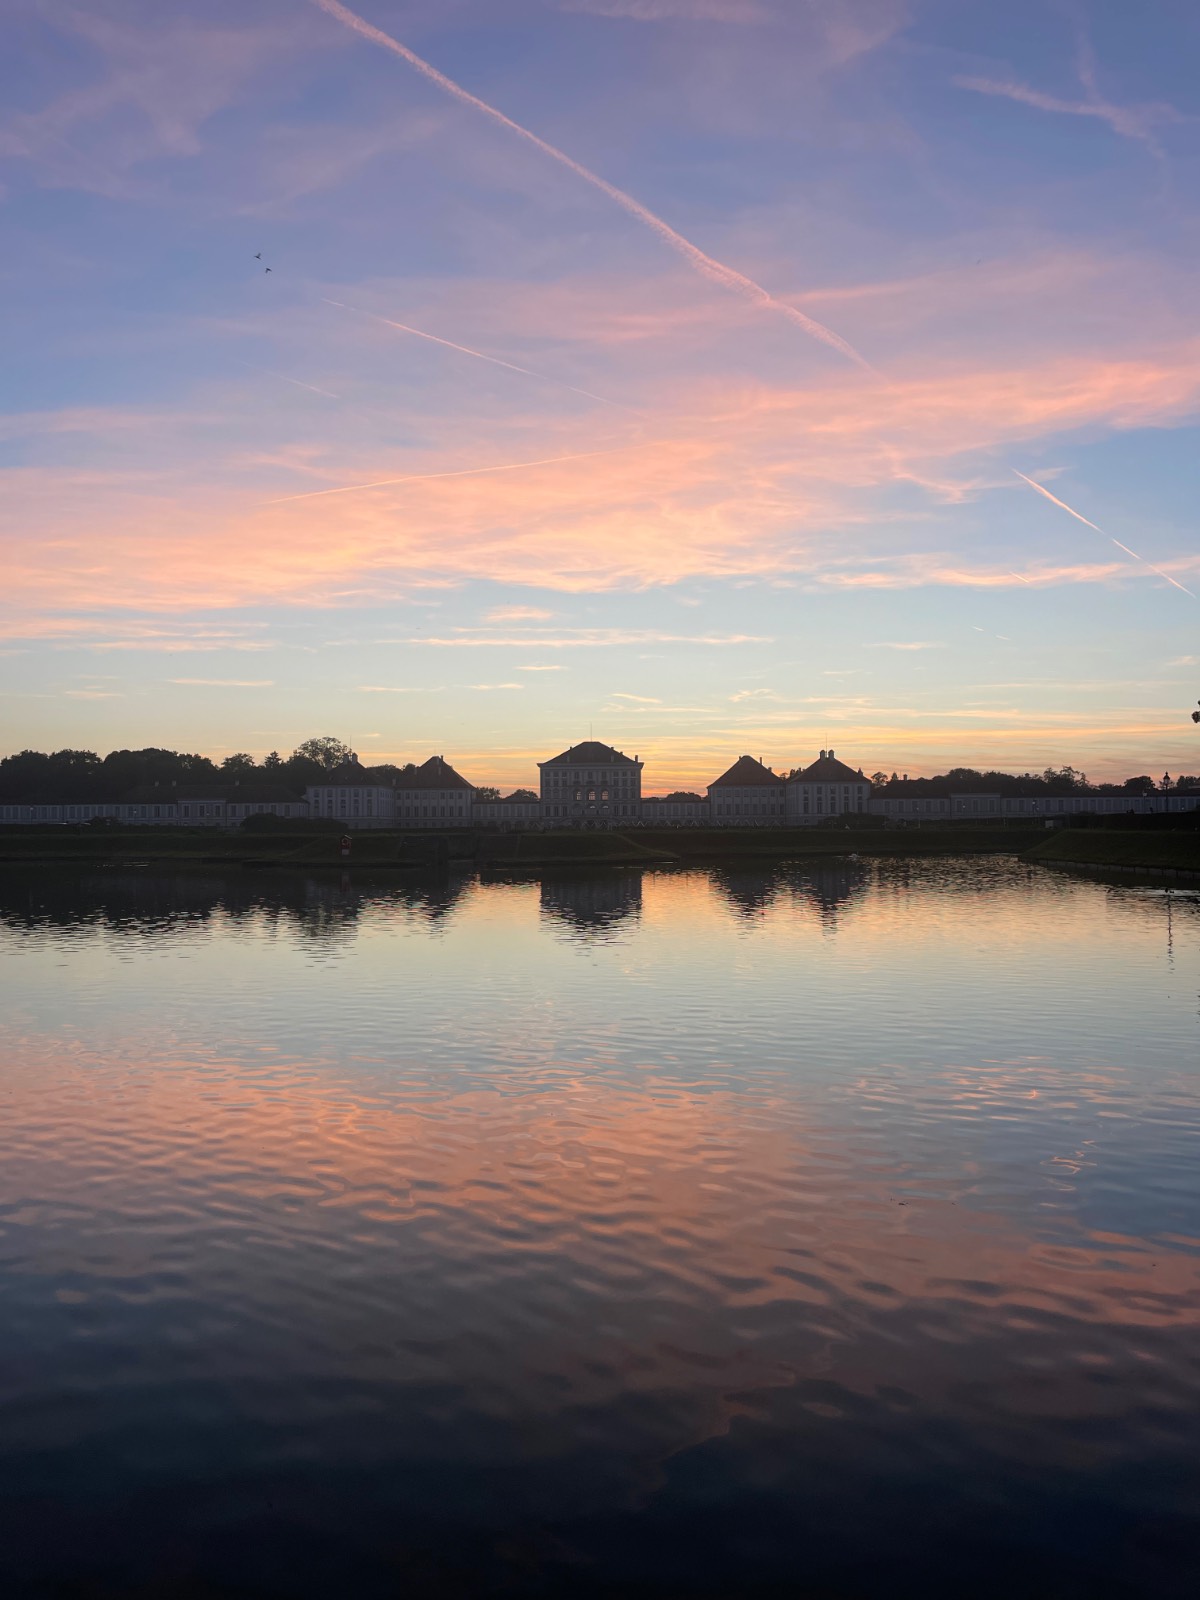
(1, 856), (1198, 1597)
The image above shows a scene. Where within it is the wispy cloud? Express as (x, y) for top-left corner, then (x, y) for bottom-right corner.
(168, 677), (275, 687)
(486, 605), (555, 622)
(323, 298), (628, 410)
(561, 0), (767, 20)
(308, 0), (870, 368)
(390, 631), (773, 648)
(518, 663), (566, 671)
(611, 692), (661, 701)
(953, 73), (1183, 159)
(267, 446), (638, 503)
(868, 640), (944, 651)
(468, 682), (525, 690)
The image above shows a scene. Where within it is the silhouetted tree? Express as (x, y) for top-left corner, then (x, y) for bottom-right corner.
(474, 786), (500, 800)
(292, 736), (352, 771)
(221, 753), (258, 779)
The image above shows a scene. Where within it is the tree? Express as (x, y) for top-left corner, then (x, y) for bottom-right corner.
(292, 736), (352, 772)
(1122, 775), (1156, 796)
(221, 753), (257, 779)
(262, 751), (283, 772)
(506, 788), (537, 801)
(662, 791), (702, 802)
(870, 772), (889, 787)
(474, 786), (500, 801)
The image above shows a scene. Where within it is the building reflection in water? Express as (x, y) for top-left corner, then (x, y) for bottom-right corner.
(707, 860), (868, 929)
(0, 866), (472, 949)
(538, 869), (643, 943)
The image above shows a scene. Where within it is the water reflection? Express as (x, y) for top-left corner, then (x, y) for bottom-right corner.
(0, 859), (1198, 1597)
(0, 864), (472, 946)
(706, 859), (868, 926)
(539, 869), (643, 942)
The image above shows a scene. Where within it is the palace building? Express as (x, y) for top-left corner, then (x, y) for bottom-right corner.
(537, 741), (643, 828)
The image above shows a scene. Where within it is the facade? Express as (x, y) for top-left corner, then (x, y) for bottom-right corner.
(641, 795), (711, 825)
(708, 755), (786, 825)
(787, 751), (871, 823)
(538, 741), (642, 828)
(306, 756), (396, 828)
(868, 789), (1193, 822)
(7, 737), (1200, 831)
(471, 796), (542, 828)
(0, 782), (306, 828)
(394, 755), (474, 827)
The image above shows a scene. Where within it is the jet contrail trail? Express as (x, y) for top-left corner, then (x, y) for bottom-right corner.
(1013, 469), (1194, 597)
(238, 359), (342, 400)
(268, 445), (637, 503)
(321, 297), (629, 410)
(308, 0), (872, 371)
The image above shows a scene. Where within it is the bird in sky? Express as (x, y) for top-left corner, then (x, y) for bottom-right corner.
(254, 252), (261, 260)
(264, 267), (272, 273)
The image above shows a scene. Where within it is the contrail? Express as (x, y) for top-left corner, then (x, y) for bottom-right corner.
(238, 359), (342, 400)
(308, 0), (871, 371)
(1013, 468), (1194, 598)
(268, 445), (636, 503)
(321, 297), (629, 410)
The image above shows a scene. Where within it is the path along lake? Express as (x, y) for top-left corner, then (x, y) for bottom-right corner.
(1, 856), (1198, 1598)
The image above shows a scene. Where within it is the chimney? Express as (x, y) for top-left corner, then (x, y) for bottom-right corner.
(829, 748), (835, 759)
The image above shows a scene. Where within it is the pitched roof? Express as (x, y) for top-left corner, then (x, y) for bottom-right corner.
(791, 751), (866, 785)
(539, 740), (641, 768)
(323, 757), (378, 786)
(708, 755), (783, 789)
(397, 755), (474, 791)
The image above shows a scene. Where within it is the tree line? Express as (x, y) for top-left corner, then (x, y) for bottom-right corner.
(869, 765), (1199, 797)
(0, 737), (533, 804)
(2, 743), (1197, 805)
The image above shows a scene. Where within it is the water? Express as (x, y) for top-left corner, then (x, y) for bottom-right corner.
(0, 856), (1197, 1598)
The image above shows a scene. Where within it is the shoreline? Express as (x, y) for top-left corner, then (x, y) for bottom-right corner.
(3, 824), (1197, 875)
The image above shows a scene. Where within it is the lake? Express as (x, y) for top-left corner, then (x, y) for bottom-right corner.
(1, 856), (1197, 1598)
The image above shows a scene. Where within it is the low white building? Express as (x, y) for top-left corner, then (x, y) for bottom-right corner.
(641, 795), (710, 825)
(472, 795), (542, 828)
(306, 755), (395, 828)
(786, 751), (871, 823)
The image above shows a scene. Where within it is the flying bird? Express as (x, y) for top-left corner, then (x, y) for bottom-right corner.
(254, 252), (261, 260)
(264, 267), (272, 273)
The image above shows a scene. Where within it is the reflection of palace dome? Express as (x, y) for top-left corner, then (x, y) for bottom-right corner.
(539, 871), (643, 941)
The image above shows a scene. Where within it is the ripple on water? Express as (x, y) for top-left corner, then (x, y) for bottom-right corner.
(0, 858), (1198, 1596)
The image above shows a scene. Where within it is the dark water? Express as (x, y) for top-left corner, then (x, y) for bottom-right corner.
(1, 857), (1198, 1598)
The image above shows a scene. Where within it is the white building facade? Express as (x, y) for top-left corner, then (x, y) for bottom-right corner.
(786, 751), (871, 823)
(538, 742), (642, 828)
(707, 756), (786, 824)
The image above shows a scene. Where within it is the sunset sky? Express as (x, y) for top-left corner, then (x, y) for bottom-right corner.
(3, 0), (1198, 790)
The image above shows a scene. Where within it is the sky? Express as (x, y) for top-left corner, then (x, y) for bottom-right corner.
(2, 0), (1199, 792)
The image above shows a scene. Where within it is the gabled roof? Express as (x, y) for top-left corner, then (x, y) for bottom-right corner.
(539, 741), (641, 768)
(708, 755), (783, 789)
(790, 751), (866, 785)
(323, 757), (379, 787)
(398, 755), (474, 792)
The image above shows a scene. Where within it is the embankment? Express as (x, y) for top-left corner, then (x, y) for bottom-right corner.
(1024, 830), (1200, 877)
